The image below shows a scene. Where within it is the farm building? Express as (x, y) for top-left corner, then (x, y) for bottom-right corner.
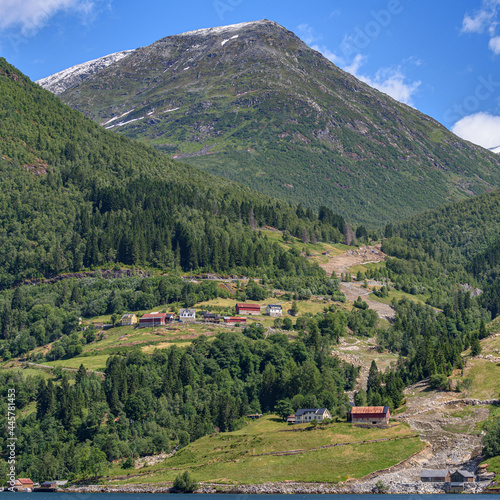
(236, 303), (261, 315)
(266, 304), (283, 316)
(294, 408), (331, 424)
(348, 406), (390, 425)
(139, 312), (168, 328)
(120, 313), (138, 326)
(179, 309), (196, 322)
(224, 316), (247, 325)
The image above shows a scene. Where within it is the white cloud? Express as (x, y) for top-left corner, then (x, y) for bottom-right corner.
(489, 35), (500, 53)
(340, 54), (421, 106)
(451, 112), (500, 149)
(0, 0), (96, 35)
(356, 67), (420, 106)
(297, 24), (319, 46)
(299, 23), (420, 105)
(461, 0), (500, 54)
(310, 44), (342, 65)
(343, 53), (365, 75)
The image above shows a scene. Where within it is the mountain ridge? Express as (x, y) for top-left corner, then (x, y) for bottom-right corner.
(36, 50), (134, 95)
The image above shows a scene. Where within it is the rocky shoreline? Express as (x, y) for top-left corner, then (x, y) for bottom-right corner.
(62, 479), (493, 495)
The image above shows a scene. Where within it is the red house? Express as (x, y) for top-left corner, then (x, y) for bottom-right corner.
(139, 312), (168, 328)
(348, 406), (390, 425)
(236, 303), (261, 315)
(224, 317), (247, 325)
(14, 479), (34, 491)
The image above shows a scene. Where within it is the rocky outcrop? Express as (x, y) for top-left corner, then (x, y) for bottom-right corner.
(22, 268), (150, 286)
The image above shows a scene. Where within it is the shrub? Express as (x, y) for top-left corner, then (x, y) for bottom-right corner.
(173, 471), (197, 493)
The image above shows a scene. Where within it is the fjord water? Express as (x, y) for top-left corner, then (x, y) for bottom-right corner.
(3, 494), (494, 500)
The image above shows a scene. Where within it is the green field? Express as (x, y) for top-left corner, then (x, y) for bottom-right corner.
(44, 354), (110, 372)
(107, 415), (424, 485)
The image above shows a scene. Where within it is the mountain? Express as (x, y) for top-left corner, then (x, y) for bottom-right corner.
(38, 20), (500, 226)
(37, 50), (134, 95)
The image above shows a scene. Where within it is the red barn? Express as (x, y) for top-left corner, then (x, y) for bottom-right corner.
(348, 406), (390, 425)
(236, 303), (261, 315)
(139, 312), (168, 328)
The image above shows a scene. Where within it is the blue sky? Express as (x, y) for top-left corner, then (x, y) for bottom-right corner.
(1, 0), (500, 149)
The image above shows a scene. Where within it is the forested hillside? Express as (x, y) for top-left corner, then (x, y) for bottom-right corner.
(0, 57), (345, 289)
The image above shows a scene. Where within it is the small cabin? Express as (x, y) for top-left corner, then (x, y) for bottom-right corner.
(14, 479), (34, 491)
(348, 406), (390, 425)
(450, 470), (475, 483)
(224, 316), (247, 325)
(420, 469), (451, 482)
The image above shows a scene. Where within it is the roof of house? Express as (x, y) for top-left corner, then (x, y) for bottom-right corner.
(455, 470), (474, 478)
(237, 303), (261, 309)
(295, 408), (329, 416)
(121, 313), (136, 319)
(140, 312), (168, 320)
(40, 482), (58, 487)
(421, 469), (450, 477)
(267, 304), (282, 309)
(350, 406), (390, 415)
(179, 309), (196, 315)
(17, 479), (34, 484)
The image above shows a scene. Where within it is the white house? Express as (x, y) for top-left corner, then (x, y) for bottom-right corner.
(179, 308), (196, 322)
(294, 408), (332, 424)
(266, 304), (283, 317)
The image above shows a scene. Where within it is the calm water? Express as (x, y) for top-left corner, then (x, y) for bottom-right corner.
(1, 494), (497, 500)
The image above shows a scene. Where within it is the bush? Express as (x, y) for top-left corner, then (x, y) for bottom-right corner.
(429, 373), (448, 390)
(173, 471), (197, 493)
(121, 456), (134, 469)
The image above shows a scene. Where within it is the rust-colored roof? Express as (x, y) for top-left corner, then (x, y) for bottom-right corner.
(140, 312), (168, 320)
(236, 303), (260, 309)
(350, 406), (389, 415)
(17, 479), (33, 484)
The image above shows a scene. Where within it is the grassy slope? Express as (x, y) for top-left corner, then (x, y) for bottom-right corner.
(107, 415), (423, 485)
(454, 318), (500, 399)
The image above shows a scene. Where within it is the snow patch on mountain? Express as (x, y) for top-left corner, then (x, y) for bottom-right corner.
(221, 35), (239, 46)
(489, 145), (500, 154)
(177, 20), (271, 38)
(37, 50), (134, 95)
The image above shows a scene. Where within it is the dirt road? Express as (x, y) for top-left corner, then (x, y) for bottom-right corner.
(318, 244), (395, 321)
